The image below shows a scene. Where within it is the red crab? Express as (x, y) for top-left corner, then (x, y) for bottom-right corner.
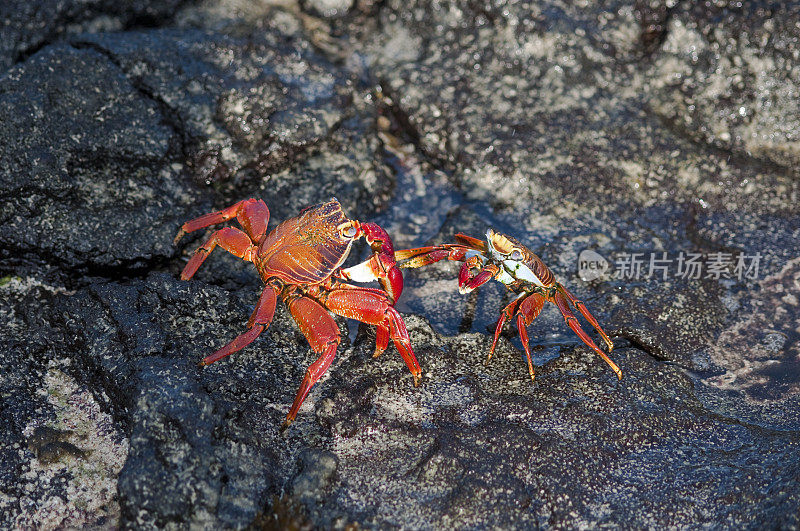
(174, 198), (421, 428)
(395, 230), (621, 381)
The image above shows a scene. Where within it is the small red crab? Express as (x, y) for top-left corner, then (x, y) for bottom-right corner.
(395, 230), (621, 381)
(174, 198), (421, 428)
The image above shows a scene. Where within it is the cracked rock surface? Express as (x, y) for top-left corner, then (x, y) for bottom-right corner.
(1, 0), (799, 528)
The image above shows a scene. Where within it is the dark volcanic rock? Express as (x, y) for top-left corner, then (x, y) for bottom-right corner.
(0, 282), (59, 524)
(259, 315), (800, 528)
(0, 278), (128, 528)
(0, 25), (393, 283)
(55, 273), (293, 528)
(251, 100), (396, 224)
(0, 0), (191, 70)
(0, 43), (204, 279)
(72, 27), (350, 192)
(649, 2), (800, 170)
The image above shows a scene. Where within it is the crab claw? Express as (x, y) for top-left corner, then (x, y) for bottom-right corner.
(339, 222), (404, 303)
(458, 260), (498, 294)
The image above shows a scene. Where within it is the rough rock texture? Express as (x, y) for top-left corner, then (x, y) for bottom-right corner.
(0, 278), (128, 528)
(0, 0), (193, 69)
(0, 43), (195, 279)
(2, 0), (799, 528)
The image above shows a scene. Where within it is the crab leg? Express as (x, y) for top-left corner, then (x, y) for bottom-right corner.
(516, 314), (535, 381)
(558, 285), (614, 353)
(395, 233), (487, 267)
(362, 222), (403, 303)
(519, 292), (547, 326)
(394, 244), (473, 269)
(174, 198), (270, 244)
(489, 312), (508, 360)
(551, 291), (622, 379)
(454, 233), (488, 251)
(323, 287), (421, 386)
(372, 323), (391, 358)
(489, 296), (524, 360)
(394, 247), (459, 268)
(488, 293), (545, 374)
(516, 294), (546, 381)
(200, 283), (278, 366)
(319, 282), (393, 358)
(180, 227), (257, 280)
(283, 293), (342, 429)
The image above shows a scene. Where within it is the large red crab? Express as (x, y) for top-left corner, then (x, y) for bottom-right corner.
(395, 230), (621, 381)
(174, 198), (421, 428)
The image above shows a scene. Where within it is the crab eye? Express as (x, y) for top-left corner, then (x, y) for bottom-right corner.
(340, 224), (357, 238)
(510, 249), (523, 261)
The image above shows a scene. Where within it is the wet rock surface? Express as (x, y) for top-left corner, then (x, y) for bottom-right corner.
(2, 0), (799, 528)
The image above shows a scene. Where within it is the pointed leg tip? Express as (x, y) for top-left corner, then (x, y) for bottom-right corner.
(372, 348), (384, 359)
(280, 419), (293, 432)
(197, 360), (207, 368)
(173, 230), (186, 246)
(412, 374), (421, 387)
